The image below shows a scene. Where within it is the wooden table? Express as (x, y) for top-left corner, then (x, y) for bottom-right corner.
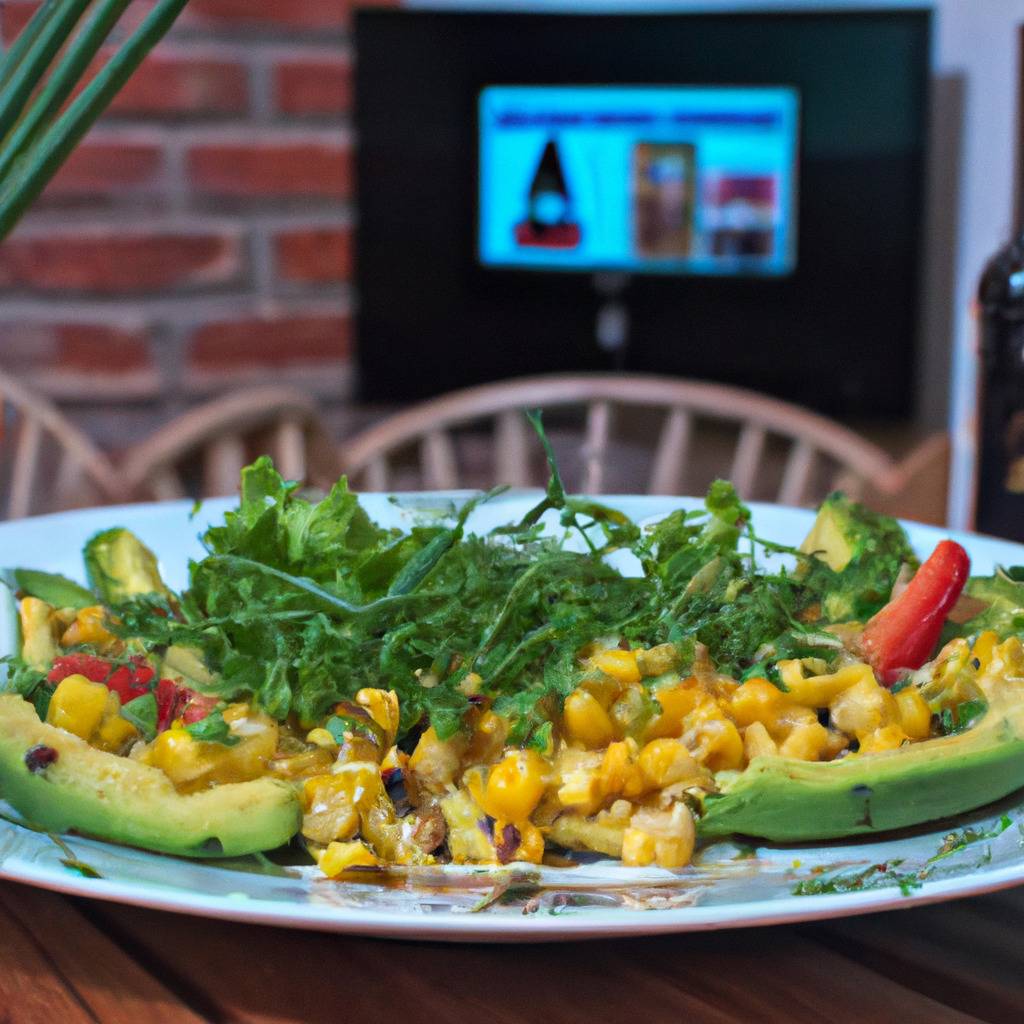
(3, 879), (1023, 1024)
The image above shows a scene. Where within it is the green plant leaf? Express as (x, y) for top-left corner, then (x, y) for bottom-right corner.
(13, 568), (94, 609)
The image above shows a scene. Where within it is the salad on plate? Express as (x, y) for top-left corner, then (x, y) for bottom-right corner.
(3, 427), (1024, 885)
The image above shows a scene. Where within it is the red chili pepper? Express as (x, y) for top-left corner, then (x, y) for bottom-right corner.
(47, 654), (111, 685)
(155, 678), (180, 732)
(104, 659), (155, 704)
(861, 539), (970, 686)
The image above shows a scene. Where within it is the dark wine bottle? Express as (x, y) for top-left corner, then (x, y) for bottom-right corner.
(975, 232), (1024, 539)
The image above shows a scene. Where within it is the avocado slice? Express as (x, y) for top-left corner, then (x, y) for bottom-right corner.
(0, 695), (301, 857)
(698, 662), (1024, 842)
(84, 528), (173, 606)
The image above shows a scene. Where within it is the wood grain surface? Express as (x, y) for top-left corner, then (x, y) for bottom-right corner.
(3, 879), (1022, 1024)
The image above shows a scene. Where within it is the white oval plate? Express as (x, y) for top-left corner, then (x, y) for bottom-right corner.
(2, 493), (1024, 943)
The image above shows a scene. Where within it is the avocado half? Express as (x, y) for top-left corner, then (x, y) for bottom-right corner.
(698, 674), (1024, 842)
(0, 695), (301, 857)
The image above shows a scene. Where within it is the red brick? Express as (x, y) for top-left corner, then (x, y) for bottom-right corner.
(43, 141), (163, 197)
(274, 227), (351, 284)
(96, 53), (248, 118)
(275, 58), (351, 116)
(187, 141), (350, 199)
(182, 0), (395, 31)
(56, 325), (152, 372)
(190, 314), (350, 369)
(0, 231), (242, 294)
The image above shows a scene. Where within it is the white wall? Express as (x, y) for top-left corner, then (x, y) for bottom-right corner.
(410, 0), (1024, 527)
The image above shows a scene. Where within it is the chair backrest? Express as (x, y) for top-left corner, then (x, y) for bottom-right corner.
(340, 373), (900, 507)
(0, 369), (122, 520)
(121, 386), (342, 502)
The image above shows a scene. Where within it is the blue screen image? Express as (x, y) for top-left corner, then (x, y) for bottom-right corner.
(478, 85), (799, 276)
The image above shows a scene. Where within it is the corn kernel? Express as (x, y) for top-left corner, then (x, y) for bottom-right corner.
(730, 678), (784, 729)
(599, 739), (646, 799)
(355, 688), (400, 747)
(563, 689), (616, 748)
(457, 671), (483, 696)
(785, 664), (877, 708)
(60, 605), (116, 649)
(859, 723), (910, 754)
(972, 630), (999, 673)
(93, 691), (139, 753)
(895, 688), (932, 740)
(644, 679), (701, 740)
(635, 643), (678, 677)
(492, 819), (545, 864)
(592, 648), (642, 686)
(465, 710), (508, 764)
(554, 748), (604, 814)
(46, 674), (109, 740)
(305, 727), (338, 749)
(830, 676), (898, 739)
(778, 721), (830, 761)
(743, 721), (778, 762)
(684, 717), (744, 772)
(482, 749), (547, 821)
(318, 840), (380, 877)
(638, 738), (699, 789)
(621, 803), (695, 869)
(408, 726), (467, 794)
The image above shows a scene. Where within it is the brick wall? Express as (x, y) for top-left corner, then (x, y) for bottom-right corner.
(0, 0), (394, 447)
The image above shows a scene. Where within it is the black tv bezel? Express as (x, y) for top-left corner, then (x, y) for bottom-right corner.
(354, 7), (932, 418)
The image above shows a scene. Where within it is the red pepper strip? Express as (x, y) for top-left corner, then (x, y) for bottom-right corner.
(104, 658), (155, 704)
(861, 539), (971, 686)
(155, 678), (180, 732)
(47, 654), (111, 684)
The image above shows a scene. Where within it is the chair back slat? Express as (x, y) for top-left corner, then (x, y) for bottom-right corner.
(339, 373), (932, 513)
(150, 468), (187, 502)
(730, 424), (766, 500)
(8, 416), (42, 520)
(365, 457), (390, 492)
(777, 439), (816, 506)
(494, 410), (531, 487)
(649, 407), (692, 494)
(273, 418), (307, 483)
(582, 401), (612, 494)
(422, 430), (458, 490)
(203, 434), (247, 497)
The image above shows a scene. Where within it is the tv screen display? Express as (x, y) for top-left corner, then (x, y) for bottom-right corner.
(478, 85), (799, 276)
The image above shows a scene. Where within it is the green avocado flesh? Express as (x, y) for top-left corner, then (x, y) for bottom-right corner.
(699, 677), (1024, 842)
(0, 695), (301, 857)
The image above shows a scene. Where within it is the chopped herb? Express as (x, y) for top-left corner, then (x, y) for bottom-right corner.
(929, 814), (1013, 863)
(120, 692), (157, 741)
(184, 709), (239, 746)
(793, 859), (923, 898)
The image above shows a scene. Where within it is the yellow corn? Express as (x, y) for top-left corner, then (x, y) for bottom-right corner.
(743, 721), (778, 762)
(638, 738), (699, 789)
(644, 680), (701, 739)
(482, 749), (547, 821)
(778, 721), (830, 761)
(301, 765), (380, 844)
(457, 671), (483, 696)
(492, 819), (545, 864)
(635, 643), (678, 677)
(972, 631), (999, 674)
(60, 605), (116, 649)
(554, 748), (604, 814)
(318, 839), (380, 877)
(305, 727), (338, 749)
(592, 648), (642, 686)
(46, 674), (109, 740)
(829, 676), (898, 739)
(859, 723), (910, 754)
(355, 688), (400, 747)
(621, 803), (695, 869)
(599, 739), (646, 799)
(895, 688), (932, 740)
(729, 678), (784, 730)
(684, 716), (744, 772)
(93, 691), (139, 753)
(563, 689), (616, 748)
(465, 710), (509, 764)
(408, 726), (467, 794)
(783, 663), (877, 708)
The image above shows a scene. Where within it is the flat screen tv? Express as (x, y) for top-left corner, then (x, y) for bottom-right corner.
(355, 9), (930, 418)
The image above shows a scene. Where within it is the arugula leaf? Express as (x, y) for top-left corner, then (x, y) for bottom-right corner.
(184, 709), (239, 746)
(939, 697), (988, 736)
(120, 692), (157, 740)
(12, 568), (94, 609)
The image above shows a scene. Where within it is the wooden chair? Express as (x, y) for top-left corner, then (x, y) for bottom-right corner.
(340, 374), (949, 521)
(0, 369), (123, 520)
(121, 386), (342, 502)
